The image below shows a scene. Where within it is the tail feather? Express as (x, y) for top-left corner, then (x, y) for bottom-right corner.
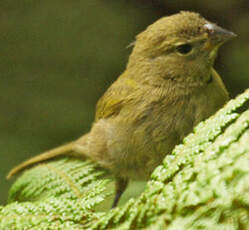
(7, 142), (77, 179)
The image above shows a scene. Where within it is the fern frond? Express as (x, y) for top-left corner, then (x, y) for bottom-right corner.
(8, 158), (110, 203)
(0, 197), (104, 229)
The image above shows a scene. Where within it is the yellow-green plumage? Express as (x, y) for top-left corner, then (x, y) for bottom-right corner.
(7, 11), (235, 207)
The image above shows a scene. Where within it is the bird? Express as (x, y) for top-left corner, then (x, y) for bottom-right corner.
(7, 11), (236, 208)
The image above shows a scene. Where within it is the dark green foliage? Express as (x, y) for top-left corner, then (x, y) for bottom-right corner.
(1, 89), (249, 229)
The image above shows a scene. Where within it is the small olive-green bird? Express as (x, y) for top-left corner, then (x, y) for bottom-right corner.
(7, 11), (236, 207)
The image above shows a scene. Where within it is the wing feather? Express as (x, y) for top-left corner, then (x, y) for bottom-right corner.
(95, 76), (138, 121)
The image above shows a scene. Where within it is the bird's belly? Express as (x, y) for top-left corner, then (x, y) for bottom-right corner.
(109, 108), (193, 180)
(110, 94), (226, 180)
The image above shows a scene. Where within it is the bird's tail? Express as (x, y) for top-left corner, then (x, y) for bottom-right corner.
(7, 142), (80, 179)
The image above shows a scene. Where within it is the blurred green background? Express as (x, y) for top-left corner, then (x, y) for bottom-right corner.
(1, 0), (248, 205)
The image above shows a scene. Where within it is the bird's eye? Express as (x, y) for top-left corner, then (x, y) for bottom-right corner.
(176, 44), (193, 55)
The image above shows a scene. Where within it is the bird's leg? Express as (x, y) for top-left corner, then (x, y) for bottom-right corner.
(112, 177), (128, 208)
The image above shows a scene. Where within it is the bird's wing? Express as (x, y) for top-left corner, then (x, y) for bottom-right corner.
(95, 76), (138, 121)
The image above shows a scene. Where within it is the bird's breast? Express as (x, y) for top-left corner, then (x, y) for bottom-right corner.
(93, 75), (228, 180)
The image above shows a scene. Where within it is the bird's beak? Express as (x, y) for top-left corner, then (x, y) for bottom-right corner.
(203, 23), (236, 51)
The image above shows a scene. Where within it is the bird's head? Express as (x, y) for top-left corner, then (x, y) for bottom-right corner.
(127, 11), (236, 88)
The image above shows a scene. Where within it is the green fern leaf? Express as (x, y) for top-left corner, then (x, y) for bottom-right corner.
(0, 197), (104, 229)
(8, 158), (110, 203)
